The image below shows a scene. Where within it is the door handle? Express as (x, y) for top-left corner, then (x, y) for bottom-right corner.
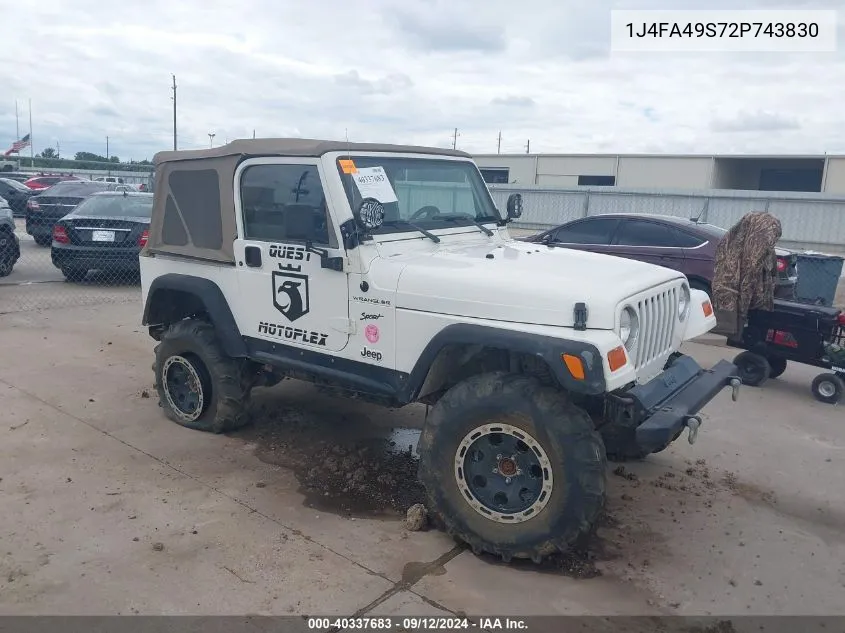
(244, 245), (262, 268)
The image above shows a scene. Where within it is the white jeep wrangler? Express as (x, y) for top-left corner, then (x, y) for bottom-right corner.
(140, 139), (740, 562)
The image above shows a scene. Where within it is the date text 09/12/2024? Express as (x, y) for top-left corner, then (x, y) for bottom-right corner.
(306, 617), (528, 630)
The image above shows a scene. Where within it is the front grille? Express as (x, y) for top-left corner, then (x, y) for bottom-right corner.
(632, 286), (679, 371)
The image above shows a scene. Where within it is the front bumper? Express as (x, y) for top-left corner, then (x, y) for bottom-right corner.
(609, 355), (740, 454)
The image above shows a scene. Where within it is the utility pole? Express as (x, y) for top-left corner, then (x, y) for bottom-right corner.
(171, 74), (177, 151)
(106, 135), (109, 159)
(208, 132), (216, 148)
(452, 127), (459, 150)
(56, 140), (60, 159)
(525, 139), (530, 154)
(28, 98), (34, 168)
(497, 131), (502, 154)
(252, 129), (256, 139)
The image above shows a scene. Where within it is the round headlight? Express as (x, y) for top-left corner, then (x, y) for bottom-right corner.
(678, 284), (691, 321)
(620, 306), (638, 350)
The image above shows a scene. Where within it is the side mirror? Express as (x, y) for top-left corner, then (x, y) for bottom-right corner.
(353, 197), (385, 232)
(506, 193), (523, 221)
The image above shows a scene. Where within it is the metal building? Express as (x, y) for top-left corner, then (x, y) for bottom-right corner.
(474, 153), (845, 195)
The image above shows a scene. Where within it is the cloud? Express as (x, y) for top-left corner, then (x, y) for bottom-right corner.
(491, 96), (536, 107)
(0, 0), (843, 160)
(710, 111), (802, 133)
(388, 2), (508, 53)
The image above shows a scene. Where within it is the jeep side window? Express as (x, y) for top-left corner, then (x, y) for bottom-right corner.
(240, 164), (336, 248)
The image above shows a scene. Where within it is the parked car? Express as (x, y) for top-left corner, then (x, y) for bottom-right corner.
(521, 213), (798, 299)
(93, 176), (125, 184)
(23, 174), (81, 191)
(26, 180), (131, 246)
(0, 197), (21, 277)
(0, 159), (19, 172)
(0, 177), (35, 216)
(51, 190), (153, 282)
(0, 172), (32, 183)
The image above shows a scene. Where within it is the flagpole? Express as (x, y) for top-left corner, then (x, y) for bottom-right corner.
(28, 98), (34, 168)
(15, 100), (19, 141)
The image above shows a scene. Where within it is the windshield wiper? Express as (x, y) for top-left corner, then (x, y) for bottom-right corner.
(382, 219), (440, 243)
(436, 214), (494, 236)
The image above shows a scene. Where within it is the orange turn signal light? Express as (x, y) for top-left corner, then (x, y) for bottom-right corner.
(562, 354), (585, 380)
(702, 300), (713, 317)
(607, 346), (628, 372)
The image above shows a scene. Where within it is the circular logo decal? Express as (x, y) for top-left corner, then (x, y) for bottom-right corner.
(365, 324), (380, 343)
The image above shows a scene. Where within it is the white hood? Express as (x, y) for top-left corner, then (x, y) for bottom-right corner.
(387, 240), (683, 329)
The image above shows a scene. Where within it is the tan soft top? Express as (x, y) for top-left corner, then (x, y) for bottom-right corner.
(153, 138), (471, 165)
(147, 138), (472, 264)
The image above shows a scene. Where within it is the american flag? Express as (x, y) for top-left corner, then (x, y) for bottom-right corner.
(4, 134), (31, 156)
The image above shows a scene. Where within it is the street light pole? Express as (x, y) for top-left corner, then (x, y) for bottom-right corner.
(171, 74), (177, 151)
(208, 133), (216, 148)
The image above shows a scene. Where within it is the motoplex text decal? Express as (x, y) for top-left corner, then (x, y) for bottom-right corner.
(270, 244), (312, 322)
(258, 322), (328, 347)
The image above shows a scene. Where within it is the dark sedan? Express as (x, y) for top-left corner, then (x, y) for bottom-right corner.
(26, 180), (130, 246)
(51, 191), (153, 282)
(0, 177), (35, 216)
(521, 213), (798, 299)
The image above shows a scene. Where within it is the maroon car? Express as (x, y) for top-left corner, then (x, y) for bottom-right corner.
(522, 213), (798, 299)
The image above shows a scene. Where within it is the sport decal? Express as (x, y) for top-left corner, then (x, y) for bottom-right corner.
(258, 322), (328, 347)
(360, 312), (383, 321)
(361, 347), (383, 362)
(365, 324), (380, 344)
(273, 270), (309, 322)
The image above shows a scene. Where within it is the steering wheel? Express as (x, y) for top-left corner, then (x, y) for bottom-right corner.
(409, 205), (441, 221)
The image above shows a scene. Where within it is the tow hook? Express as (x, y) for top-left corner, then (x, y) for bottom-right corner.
(730, 377), (741, 402)
(685, 415), (702, 445)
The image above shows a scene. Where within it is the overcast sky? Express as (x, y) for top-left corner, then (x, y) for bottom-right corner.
(2, 0), (844, 161)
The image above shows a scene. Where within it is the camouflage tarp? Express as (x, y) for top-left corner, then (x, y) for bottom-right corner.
(711, 211), (782, 337)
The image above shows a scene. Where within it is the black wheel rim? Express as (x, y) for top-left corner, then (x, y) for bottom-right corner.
(455, 423), (553, 523)
(162, 355), (206, 422)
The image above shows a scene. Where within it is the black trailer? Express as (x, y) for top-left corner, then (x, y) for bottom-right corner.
(726, 299), (845, 404)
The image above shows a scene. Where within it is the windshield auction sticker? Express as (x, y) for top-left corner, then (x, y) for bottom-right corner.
(352, 166), (398, 203)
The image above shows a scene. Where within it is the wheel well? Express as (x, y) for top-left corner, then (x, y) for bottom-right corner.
(415, 344), (558, 405)
(145, 288), (207, 333)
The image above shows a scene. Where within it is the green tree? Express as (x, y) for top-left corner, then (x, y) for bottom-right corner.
(74, 151), (109, 162)
(40, 147), (57, 159)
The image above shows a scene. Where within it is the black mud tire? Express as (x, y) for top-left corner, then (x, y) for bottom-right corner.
(34, 235), (51, 247)
(733, 351), (771, 388)
(154, 319), (252, 433)
(417, 372), (606, 563)
(61, 267), (87, 282)
(767, 356), (788, 379)
(811, 373), (844, 405)
(0, 256), (12, 277)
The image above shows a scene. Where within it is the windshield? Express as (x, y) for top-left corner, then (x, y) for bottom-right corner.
(336, 156), (501, 234)
(0, 178), (30, 192)
(71, 195), (153, 218)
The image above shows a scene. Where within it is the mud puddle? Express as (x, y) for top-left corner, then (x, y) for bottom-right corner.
(233, 403), (425, 519)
